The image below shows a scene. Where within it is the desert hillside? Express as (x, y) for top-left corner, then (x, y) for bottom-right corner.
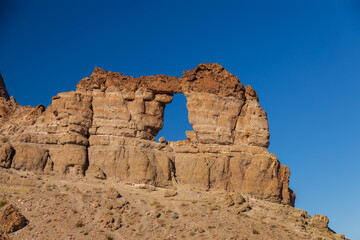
(0, 168), (345, 240)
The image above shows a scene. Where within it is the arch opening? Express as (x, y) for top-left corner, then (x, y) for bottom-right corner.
(156, 93), (193, 142)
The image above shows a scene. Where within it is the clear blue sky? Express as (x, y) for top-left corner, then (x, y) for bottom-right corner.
(1, 0), (359, 238)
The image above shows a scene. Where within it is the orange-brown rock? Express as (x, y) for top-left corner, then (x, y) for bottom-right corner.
(0, 204), (26, 233)
(0, 63), (295, 206)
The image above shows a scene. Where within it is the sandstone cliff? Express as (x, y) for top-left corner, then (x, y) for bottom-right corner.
(0, 63), (295, 206)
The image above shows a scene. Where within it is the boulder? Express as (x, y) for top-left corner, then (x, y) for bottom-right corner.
(232, 193), (246, 205)
(159, 137), (166, 144)
(106, 188), (122, 199)
(0, 143), (13, 168)
(224, 194), (235, 207)
(164, 190), (178, 198)
(237, 203), (252, 213)
(0, 204), (26, 233)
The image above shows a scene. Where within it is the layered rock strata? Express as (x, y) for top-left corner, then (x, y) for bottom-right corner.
(0, 63), (295, 206)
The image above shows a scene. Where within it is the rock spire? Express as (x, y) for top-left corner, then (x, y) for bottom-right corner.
(0, 73), (10, 100)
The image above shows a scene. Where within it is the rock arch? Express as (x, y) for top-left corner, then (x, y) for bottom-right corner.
(156, 93), (193, 142)
(0, 63), (294, 206)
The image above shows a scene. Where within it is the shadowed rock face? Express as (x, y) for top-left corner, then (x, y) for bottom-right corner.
(0, 74), (10, 101)
(0, 63), (295, 206)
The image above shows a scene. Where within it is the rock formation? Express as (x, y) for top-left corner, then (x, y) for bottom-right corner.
(0, 63), (295, 206)
(0, 74), (10, 101)
(0, 204), (26, 233)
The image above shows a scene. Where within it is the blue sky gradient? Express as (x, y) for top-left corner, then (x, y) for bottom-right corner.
(1, 1), (359, 238)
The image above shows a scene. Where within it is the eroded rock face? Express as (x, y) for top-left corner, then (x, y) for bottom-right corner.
(0, 63), (295, 206)
(235, 85), (270, 147)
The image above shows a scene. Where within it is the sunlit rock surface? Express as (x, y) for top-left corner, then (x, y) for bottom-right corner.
(0, 63), (295, 206)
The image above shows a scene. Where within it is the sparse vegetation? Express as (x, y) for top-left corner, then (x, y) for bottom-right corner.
(75, 220), (84, 228)
(209, 204), (219, 211)
(270, 224), (278, 229)
(133, 211), (139, 216)
(153, 201), (165, 210)
(252, 229), (260, 234)
(0, 198), (8, 207)
(156, 218), (166, 227)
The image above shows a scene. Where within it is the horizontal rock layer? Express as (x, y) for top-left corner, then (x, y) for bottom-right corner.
(0, 63), (295, 206)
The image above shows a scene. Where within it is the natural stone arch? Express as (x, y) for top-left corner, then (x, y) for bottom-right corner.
(0, 63), (294, 206)
(156, 93), (194, 142)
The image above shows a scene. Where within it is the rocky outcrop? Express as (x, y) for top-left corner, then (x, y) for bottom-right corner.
(0, 63), (295, 206)
(0, 97), (45, 136)
(312, 214), (329, 229)
(0, 74), (10, 101)
(0, 204), (26, 233)
(0, 143), (14, 168)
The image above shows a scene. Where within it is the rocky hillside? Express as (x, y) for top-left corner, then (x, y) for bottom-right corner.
(0, 168), (345, 240)
(0, 64), (346, 239)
